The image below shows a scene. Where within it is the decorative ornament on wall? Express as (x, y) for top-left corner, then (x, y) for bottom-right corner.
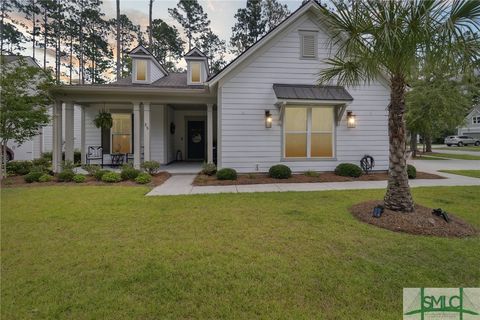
(170, 122), (176, 134)
(192, 133), (202, 143)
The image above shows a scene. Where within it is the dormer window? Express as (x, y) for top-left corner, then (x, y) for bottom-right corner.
(136, 59), (147, 81)
(299, 30), (317, 59)
(191, 62), (201, 83)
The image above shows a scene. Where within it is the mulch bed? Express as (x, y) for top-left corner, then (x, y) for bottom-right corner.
(1, 172), (171, 188)
(193, 171), (444, 186)
(350, 200), (478, 238)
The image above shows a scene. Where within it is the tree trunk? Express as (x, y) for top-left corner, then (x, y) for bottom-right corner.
(116, 0), (121, 80)
(425, 135), (432, 153)
(383, 75), (414, 212)
(149, 0), (153, 48)
(410, 131), (417, 158)
(1, 140), (7, 179)
(32, 0), (36, 61)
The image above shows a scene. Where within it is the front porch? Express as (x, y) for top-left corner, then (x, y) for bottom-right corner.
(51, 100), (217, 172)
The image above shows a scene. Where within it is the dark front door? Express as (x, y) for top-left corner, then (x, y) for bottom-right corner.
(187, 120), (205, 160)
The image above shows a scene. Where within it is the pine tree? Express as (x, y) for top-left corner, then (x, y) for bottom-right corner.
(168, 0), (210, 50)
(195, 29), (226, 74)
(111, 14), (140, 77)
(150, 18), (184, 71)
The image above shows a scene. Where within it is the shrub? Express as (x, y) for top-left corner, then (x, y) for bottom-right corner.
(61, 160), (76, 172)
(407, 164), (417, 179)
(41, 151), (52, 161)
(121, 165), (140, 181)
(201, 162), (217, 176)
(73, 174), (86, 183)
(82, 164), (101, 176)
(102, 171), (122, 183)
(6, 160), (32, 175)
(58, 170), (75, 182)
(94, 170), (109, 181)
(334, 163), (362, 178)
(24, 171), (43, 183)
(38, 174), (53, 182)
(141, 161), (161, 175)
(216, 168), (237, 180)
(269, 164), (292, 179)
(304, 170), (319, 177)
(32, 157), (50, 168)
(135, 172), (152, 184)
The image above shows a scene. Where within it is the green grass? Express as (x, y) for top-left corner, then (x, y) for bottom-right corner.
(413, 155), (450, 160)
(439, 170), (480, 178)
(2, 186), (479, 319)
(424, 152), (480, 160)
(436, 146), (480, 152)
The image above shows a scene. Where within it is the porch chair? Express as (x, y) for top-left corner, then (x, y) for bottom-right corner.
(86, 146), (104, 167)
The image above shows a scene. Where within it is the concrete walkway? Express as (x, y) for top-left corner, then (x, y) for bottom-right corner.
(146, 171), (480, 196)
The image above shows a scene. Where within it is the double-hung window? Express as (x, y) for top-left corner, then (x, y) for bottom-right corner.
(111, 113), (132, 153)
(473, 116), (480, 124)
(284, 106), (334, 158)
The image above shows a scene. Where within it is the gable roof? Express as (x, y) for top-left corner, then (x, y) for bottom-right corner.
(208, 0), (322, 86)
(2, 55), (41, 68)
(184, 47), (207, 58)
(128, 44), (169, 76)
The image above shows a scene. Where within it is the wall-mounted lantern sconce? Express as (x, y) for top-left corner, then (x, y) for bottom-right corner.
(265, 110), (272, 128)
(347, 111), (356, 128)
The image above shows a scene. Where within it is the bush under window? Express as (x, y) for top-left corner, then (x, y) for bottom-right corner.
(202, 162), (217, 176)
(141, 161), (161, 175)
(7, 160), (32, 175)
(24, 171), (43, 183)
(58, 170), (75, 182)
(269, 164), (292, 179)
(94, 170), (109, 181)
(73, 174), (87, 183)
(135, 172), (152, 184)
(217, 168), (237, 180)
(102, 172), (122, 183)
(38, 173), (53, 182)
(334, 163), (362, 178)
(121, 165), (140, 181)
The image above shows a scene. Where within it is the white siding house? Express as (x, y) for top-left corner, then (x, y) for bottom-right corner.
(457, 107), (480, 139)
(50, 0), (390, 173)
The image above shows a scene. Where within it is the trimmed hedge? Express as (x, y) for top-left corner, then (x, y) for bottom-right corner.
(102, 172), (122, 183)
(24, 171), (43, 183)
(141, 161), (161, 175)
(268, 164), (292, 179)
(135, 172), (152, 184)
(121, 166), (140, 181)
(94, 170), (109, 181)
(407, 164), (417, 179)
(73, 174), (87, 183)
(7, 161), (32, 175)
(217, 168), (237, 180)
(334, 163), (362, 178)
(38, 174), (53, 182)
(58, 170), (75, 182)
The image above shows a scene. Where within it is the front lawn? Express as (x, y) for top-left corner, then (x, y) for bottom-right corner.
(439, 170), (480, 178)
(421, 152), (480, 160)
(436, 146), (480, 152)
(2, 186), (479, 319)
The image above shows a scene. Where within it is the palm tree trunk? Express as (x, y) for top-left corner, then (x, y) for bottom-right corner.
(384, 75), (414, 212)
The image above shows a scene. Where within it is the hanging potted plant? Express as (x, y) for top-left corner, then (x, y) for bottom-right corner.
(93, 110), (113, 129)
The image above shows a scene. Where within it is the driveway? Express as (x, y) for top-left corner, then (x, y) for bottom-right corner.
(409, 158), (480, 173)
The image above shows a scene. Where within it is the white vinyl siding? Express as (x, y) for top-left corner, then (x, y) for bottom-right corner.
(219, 15), (389, 173)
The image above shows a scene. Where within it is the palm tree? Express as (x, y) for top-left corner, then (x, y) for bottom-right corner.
(318, 0), (480, 212)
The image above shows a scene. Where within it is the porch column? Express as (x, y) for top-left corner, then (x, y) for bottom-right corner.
(207, 104), (214, 163)
(133, 102), (141, 169)
(143, 102), (151, 162)
(64, 102), (75, 162)
(52, 101), (63, 172)
(80, 105), (86, 164)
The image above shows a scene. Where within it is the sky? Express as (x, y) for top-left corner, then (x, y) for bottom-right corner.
(10, 0), (305, 81)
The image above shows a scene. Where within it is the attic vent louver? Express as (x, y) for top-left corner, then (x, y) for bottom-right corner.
(301, 32), (317, 58)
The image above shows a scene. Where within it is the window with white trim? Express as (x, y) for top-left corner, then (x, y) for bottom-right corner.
(300, 31), (317, 59)
(191, 62), (201, 83)
(473, 116), (480, 124)
(136, 59), (147, 81)
(284, 106), (334, 158)
(111, 113), (132, 153)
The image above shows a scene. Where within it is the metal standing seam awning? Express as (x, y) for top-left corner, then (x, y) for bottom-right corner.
(273, 84), (354, 125)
